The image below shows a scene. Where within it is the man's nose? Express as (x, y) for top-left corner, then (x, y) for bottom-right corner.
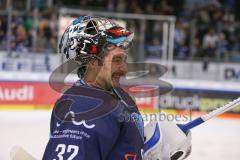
(119, 62), (128, 74)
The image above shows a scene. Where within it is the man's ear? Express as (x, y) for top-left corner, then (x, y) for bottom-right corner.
(88, 59), (101, 68)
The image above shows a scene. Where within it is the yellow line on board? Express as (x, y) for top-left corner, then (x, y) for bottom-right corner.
(0, 105), (53, 110)
(139, 109), (178, 115)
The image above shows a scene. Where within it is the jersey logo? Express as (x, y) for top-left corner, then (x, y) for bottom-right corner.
(56, 111), (95, 129)
(67, 111), (95, 128)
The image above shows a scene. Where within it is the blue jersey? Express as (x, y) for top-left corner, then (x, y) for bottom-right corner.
(43, 81), (144, 160)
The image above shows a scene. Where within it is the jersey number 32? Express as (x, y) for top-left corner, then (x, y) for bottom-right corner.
(53, 144), (79, 160)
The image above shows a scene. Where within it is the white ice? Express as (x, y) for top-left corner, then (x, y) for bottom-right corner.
(0, 111), (240, 160)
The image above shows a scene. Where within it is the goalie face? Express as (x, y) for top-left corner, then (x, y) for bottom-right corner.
(84, 45), (128, 90)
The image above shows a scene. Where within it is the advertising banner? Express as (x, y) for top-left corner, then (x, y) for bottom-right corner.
(1, 81), (240, 115)
(0, 82), (60, 109)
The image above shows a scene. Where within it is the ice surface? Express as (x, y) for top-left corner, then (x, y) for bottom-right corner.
(0, 111), (240, 160)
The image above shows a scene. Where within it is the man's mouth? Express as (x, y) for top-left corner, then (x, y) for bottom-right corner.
(112, 73), (125, 82)
(112, 75), (121, 81)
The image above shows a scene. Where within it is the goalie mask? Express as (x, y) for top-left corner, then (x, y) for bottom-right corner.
(59, 16), (134, 65)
